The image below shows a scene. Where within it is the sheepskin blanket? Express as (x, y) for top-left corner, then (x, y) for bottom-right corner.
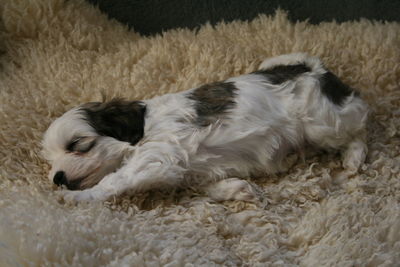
(1, 0), (399, 266)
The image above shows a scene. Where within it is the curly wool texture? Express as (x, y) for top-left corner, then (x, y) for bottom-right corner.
(0, 0), (400, 266)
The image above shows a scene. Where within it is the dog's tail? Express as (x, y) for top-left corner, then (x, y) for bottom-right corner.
(258, 53), (325, 75)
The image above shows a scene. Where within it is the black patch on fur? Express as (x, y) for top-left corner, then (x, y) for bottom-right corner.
(319, 71), (357, 105)
(188, 81), (238, 126)
(81, 99), (146, 145)
(253, 64), (311, 84)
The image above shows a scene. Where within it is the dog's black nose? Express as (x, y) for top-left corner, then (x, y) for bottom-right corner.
(53, 171), (67, 186)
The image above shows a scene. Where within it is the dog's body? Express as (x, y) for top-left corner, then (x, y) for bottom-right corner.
(43, 53), (368, 202)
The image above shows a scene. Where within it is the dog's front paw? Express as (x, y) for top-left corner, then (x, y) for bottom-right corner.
(57, 188), (110, 203)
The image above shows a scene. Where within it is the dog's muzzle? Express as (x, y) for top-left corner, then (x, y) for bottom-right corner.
(53, 171), (82, 190)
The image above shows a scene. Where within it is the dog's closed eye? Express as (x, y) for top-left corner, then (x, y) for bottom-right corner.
(66, 136), (96, 153)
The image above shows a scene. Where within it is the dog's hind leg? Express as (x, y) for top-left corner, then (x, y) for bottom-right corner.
(205, 178), (260, 202)
(342, 137), (368, 173)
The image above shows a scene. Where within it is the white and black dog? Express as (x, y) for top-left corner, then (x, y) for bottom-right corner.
(42, 53), (368, 202)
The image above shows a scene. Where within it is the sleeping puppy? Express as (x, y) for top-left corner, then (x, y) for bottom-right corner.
(42, 53), (368, 202)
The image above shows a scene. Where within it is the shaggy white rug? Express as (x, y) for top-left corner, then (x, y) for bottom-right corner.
(1, 0), (400, 266)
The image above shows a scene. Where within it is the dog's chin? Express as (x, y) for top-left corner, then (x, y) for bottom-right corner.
(62, 158), (124, 191)
(64, 174), (104, 191)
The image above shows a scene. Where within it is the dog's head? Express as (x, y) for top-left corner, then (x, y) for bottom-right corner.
(42, 99), (146, 190)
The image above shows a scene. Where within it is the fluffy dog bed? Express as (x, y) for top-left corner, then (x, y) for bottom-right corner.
(1, 0), (399, 265)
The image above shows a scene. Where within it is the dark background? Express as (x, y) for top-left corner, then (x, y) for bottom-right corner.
(87, 0), (400, 36)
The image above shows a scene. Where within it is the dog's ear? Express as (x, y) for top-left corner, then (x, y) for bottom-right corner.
(81, 99), (146, 145)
